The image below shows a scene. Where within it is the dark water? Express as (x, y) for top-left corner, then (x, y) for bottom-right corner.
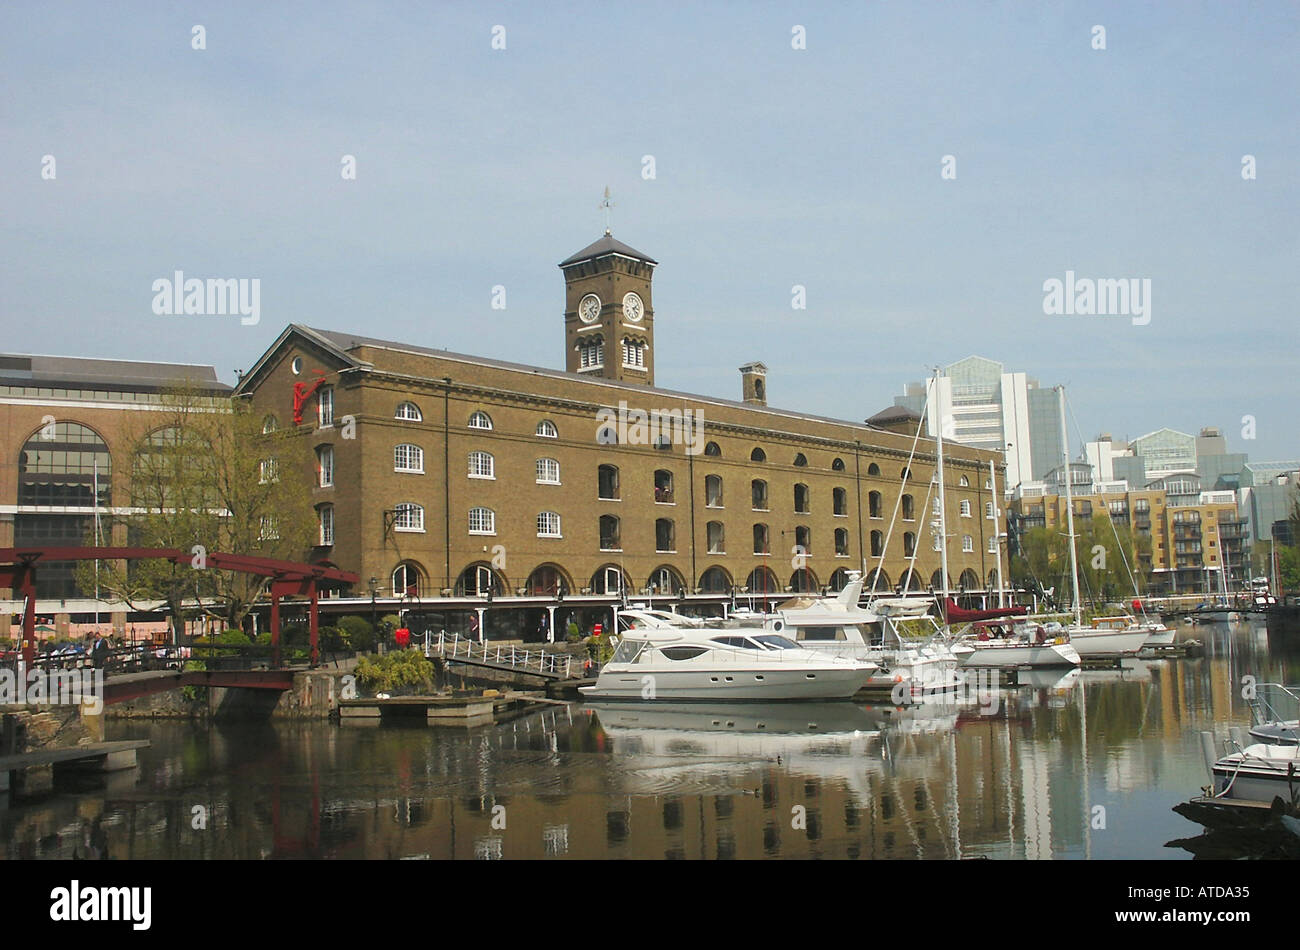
(5, 619), (1299, 860)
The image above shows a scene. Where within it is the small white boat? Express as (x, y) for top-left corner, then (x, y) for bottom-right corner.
(956, 619), (1081, 669)
(1210, 740), (1300, 803)
(1246, 683), (1300, 746)
(1065, 616), (1152, 657)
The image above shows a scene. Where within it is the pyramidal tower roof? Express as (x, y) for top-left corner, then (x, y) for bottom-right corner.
(559, 233), (658, 268)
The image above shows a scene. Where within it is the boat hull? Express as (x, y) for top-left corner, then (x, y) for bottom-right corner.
(1141, 628), (1176, 648)
(579, 666), (871, 701)
(1068, 628), (1151, 657)
(960, 641), (1080, 669)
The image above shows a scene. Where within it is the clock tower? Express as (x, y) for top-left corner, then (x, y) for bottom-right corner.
(560, 231), (657, 386)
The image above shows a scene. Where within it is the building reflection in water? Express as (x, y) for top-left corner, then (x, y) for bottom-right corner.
(3, 620), (1298, 860)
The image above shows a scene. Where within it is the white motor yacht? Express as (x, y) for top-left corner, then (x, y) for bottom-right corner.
(1209, 740), (1300, 804)
(579, 621), (876, 701)
(745, 573), (964, 696)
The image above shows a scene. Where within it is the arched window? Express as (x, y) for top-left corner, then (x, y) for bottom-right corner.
(591, 565), (626, 595)
(707, 521), (725, 554)
(16, 422), (113, 599)
(536, 458), (560, 484)
(751, 447), (766, 463)
(598, 464), (619, 500)
(960, 569), (980, 590)
(901, 494), (915, 520)
(468, 507), (496, 535)
(834, 528), (849, 556)
(794, 483), (810, 513)
(578, 338), (604, 369)
(753, 523), (770, 555)
(621, 338), (646, 367)
(394, 443), (424, 473)
(865, 568), (891, 592)
(793, 453), (808, 467)
(903, 532), (916, 557)
(751, 479), (768, 510)
(705, 474), (723, 508)
(468, 451), (494, 478)
(869, 491), (883, 518)
(395, 401), (422, 421)
(789, 568), (818, 593)
(261, 415), (279, 434)
(394, 502), (424, 532)
(699, 566), (731, 593)
(648, 566), (684, 595)
(468, 410), (493, 430)
(704, 441), (721, 457)
(832, 458), (846, 472)
(833, 487), (847, 516)
(867, 462), (881, 476)
(456, 563), (502, 596)
(655, 518), (676, 552)
(654, 469), (674, 503)
(599, 515), (621, 551)
(958, 475), (970, 487)
(536, 419), (557, 438)
(794, 525), (811, 552)
(745, 567), (778, 594)
(828, 568), (852, 592)
(930, 569), (947, 590)
(899, 569), (921, 592)
(870, 530), (883, 557)
(526, 565), (569, 596)
(392, 562), (425, 597)
(537, 511), (561, 538)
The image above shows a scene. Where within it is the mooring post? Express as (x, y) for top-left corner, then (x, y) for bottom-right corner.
(271, 592), (281, 668)
(309, 582), (320, 668)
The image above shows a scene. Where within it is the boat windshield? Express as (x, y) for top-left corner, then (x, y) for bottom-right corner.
(610, 639), (646, 664)
(710, 635), (766, 650)
(753, 634), (800, 650)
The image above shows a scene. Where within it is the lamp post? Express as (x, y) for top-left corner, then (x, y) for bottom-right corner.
(368, 576), (378, 653)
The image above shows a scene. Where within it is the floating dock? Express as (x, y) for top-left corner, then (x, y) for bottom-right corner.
(0, 739), (150, 795)
(338, 690), (564, 726)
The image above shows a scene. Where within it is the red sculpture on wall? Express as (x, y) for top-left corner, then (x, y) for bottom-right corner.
(292, 372), (327, 426)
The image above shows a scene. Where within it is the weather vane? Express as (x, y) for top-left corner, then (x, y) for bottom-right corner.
(600, 186), (614, 235)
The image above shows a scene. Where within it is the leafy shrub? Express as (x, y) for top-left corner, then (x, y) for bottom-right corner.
(355, 650), (435, 695)
(339, 616), (375, 653)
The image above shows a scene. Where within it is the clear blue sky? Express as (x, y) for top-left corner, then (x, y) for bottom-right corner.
(2, 2), (1296, 460)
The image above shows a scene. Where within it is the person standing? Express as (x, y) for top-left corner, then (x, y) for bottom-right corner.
(91, 632), (109, 670)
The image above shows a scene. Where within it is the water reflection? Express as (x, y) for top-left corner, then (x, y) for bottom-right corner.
(2, 619), (1298, 859)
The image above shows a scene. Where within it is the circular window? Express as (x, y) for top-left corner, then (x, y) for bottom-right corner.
(291, 357), (303, 375)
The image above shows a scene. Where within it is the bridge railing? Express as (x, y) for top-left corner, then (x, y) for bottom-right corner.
(431, 632), (575, 678)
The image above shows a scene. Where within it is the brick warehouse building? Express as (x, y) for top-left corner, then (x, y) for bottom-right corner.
(233, 233), (1007, 641)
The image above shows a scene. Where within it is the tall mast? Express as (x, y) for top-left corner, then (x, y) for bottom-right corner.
(991, 458), (1005, 607)
(933, 369), (951, 614)
(1058, 386), (1082, 625)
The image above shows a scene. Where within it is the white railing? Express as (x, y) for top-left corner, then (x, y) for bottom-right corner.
(431, 632), (573, 678)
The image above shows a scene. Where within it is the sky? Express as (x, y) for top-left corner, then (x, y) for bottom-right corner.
(2, 1), (1297, 461)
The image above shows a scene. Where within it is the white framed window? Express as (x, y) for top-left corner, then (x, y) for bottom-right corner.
(536, 458), (560, 484)
(395, 443), (424, 473)
(536, 420), (558, 438)
(958, 475), (970, 487)
(395, 401), (422, 421)
(960, 500), (971, 517)
(988, 535), (999, 553)
(318, 505), (334, 546)
(259, 515), (279, 541)
(261, 415), (279, 434)
(317, 445), (334, 488)
(962, 535), (974, 553)
(318, 387), (334, 428)
(469, 507), (496, 535)
(985, 502), (995, 519)
(468, 410), (493, 430)
(394, 502), (424, 532)
(579, 341), (603, 368)
(932, 533), (943, 552)
(259, 457), (279, 484)
(468, 451), (495, 479)
(393, 562), (422, 597)
(537, 511), (561, 538)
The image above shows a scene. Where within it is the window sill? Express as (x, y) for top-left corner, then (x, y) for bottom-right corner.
(538, 534), (563, 540)
(537, 480), (562, 486)
(396, 469), (424, 475)
(394, 527), (426, 534)
(599, 548), (623, 553)
(468, 474), (496, 480)
(707, 550), (726, 556)
(598, 496), (621, 503)
(655, 501), (676, 506)
(469, 530), (497, 536)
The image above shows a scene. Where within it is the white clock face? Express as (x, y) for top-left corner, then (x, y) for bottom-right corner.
(579, 293), (601, 323)
(623, 292), (644, 322)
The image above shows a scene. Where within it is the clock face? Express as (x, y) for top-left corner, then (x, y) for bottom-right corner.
(579, 294), (601, 323)
(623, 292), (644, 322)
